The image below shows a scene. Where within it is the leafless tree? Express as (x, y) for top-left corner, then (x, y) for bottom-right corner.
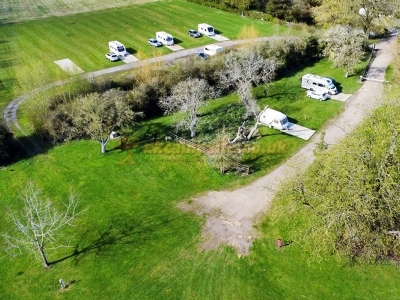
(159, 78), (214, 138)
(72, 88), (143, 153)
(2, 182), (81, 269)
(219, 48), (277, 117)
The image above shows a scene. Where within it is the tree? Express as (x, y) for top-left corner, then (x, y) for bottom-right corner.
(207, 127), (243, 173)
(313, 0), (399, 39)
(219, 48), (277, 117)
(0, 121), (17, 165)
(159, 78), (214, 138)
(319, 25), (364, 77)
(267, 0), (293, 20)
(2, 182), (81, 269)
(282, 99), (400, 261)
(72, 88), (142, 153)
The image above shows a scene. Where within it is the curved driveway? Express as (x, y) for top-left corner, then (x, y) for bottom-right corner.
(3, 37), (283, 137)
(192, 33), (398, 255)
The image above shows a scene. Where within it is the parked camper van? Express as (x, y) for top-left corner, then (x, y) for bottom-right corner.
(198, 23), (215, 36)
(203, 44), (223, 56)
(258, 108), (289, 130)
(156, 31), (174, 46)
(301, 74), (338, 95)
(108, 41), (127, 56)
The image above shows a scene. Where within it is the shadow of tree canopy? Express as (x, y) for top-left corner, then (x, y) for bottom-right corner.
(49, 212), (182, 266)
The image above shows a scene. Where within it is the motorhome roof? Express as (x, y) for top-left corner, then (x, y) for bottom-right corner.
(303, 74), (331, 82)
(109, 41), (124, 45)
(262, 108), (287, 119)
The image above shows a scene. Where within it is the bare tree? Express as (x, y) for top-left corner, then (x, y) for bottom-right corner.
(159, 78), (214, 138)
(72, 88), (143, 153)
(2, 182), (81, 269)
(219, 47), (277, 117)
(320, 25), (364, 77)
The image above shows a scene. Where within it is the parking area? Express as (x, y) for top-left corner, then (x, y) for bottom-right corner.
(120, 54), (139, 63)
(282, 123), (316, 140)
(54, 58), (84, 74)
(211, 34), (230, 42)
(166, 45), (185, 51)
(330, 93), (353, 102)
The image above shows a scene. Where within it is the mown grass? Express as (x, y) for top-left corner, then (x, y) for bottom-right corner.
(1, 134), (400, 299)
(0, 0), (293, 110)
(1, 53), (369, 299)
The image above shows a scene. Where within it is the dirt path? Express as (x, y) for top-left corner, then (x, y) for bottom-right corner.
(186, 33), (398, 255)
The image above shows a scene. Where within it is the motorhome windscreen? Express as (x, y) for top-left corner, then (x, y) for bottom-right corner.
(328, 83), (335, 89)
(166, 37), (172, 41)
(117, 46), (125, 52)
(207, 27), (213, 32)
(281, 118), (288, 125)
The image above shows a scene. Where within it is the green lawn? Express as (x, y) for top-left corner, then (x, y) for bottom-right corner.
(1, 56), (381, 299)
(1, 134), (400, 299)
(0, 0), (292, 110)
(1, 1), (394, 299)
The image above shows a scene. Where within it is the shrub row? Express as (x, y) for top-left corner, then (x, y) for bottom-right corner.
(35, 35), (320, 142)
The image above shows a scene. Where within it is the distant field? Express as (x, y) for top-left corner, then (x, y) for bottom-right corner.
(0, 0), (292, 110)
(0, 0), (156, 23)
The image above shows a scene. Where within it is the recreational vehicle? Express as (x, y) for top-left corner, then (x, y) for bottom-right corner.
(108, 41), (127, 56)
(301, 74), (338, 95)
(258, 108), (289, 130)
(203, 44), (223, 56)
(156, 31), (174, 46)
(198, 23), (215, 36)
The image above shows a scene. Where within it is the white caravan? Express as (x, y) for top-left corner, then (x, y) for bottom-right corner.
(258, 108), (289, 130)
(198, 23), (215, 36)
(301, 74), (338, 95)
(203, 44), (223, 56)
(156, 31), (174, 46)
(108, 41), (128, 56)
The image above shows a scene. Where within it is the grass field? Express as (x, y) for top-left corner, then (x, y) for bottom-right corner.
(0, 0), (292, 111)
(1, 56), (386, 299)
(2, 1), (396, 299)
(0, 0), (157, 23)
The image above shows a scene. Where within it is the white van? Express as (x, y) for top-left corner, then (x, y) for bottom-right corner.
(198, 23), (215, 36)
(258, 108), (289, 130)
(203, 44), (223, 56)
(156, 31), (174, 46)
(108, 41), (127, 56)
(301, 74), (338, 95)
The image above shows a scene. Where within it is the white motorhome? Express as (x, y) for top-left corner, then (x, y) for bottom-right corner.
(301, 74), (338, 95)
(203, 44), (223, 56)
(108, 41), (127, 56)
(156, 31), (174, 46)
(198, 23), (215, 36)
(258, 108), (289, 130)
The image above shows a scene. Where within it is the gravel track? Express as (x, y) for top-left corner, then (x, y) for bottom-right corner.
(187, 33), (398, 255)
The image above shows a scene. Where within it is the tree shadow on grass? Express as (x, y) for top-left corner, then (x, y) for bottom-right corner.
(49, 212), (182, 266)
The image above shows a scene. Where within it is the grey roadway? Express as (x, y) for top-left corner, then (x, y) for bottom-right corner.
(2, 37), (283, 139)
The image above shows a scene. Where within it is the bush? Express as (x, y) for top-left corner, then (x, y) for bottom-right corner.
(0, 121), (19, 165)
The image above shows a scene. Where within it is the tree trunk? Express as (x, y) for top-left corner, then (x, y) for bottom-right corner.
(101, 142), (107, 154)
(247, 122), (259, 140)
(190, 124), (196, 138)
(37, 242), (50, 269)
